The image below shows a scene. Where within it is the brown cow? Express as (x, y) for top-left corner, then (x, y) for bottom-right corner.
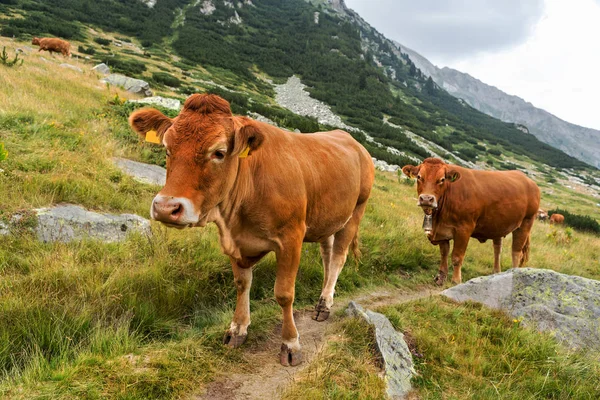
(129, 94), (375, 366)
(550, 213), (565, 224)
(31, 37), (71, 57)
(402, 158), (540, 285)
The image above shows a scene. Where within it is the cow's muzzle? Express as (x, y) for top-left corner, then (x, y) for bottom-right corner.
(418, 194), (437, 214)
(151, 195), (200, 226)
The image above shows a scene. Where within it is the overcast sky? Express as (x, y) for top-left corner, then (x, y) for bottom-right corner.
(345, 0), (600, 131)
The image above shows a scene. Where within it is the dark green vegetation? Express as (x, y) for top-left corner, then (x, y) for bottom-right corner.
(548, 208), (600, 235)
(0, 0), (593, 170)
(0, 46), (23, 67)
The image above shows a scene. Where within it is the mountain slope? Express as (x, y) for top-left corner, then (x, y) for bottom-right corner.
(399, 44), (600, 168)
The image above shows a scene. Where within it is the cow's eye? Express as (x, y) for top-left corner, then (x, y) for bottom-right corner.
(439, 177), (445, 184)
(166, 150), (172, 157)
(417, 175), (422, 181)
(212, 150), (225, 161)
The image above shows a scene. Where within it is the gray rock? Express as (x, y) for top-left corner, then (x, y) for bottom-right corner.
(0, 221), (9, 236)
(443, 268), (600, 350)
(373, 158), (399, 173)
(347, 301), (415, 399)
(101, 74), (152, 97)
(127, 96), (181, 111)
(113, 158), (166, 186)
(60, 63), (83, 73)
(92, 63), (110, 75)
(26, 204), (151, 243)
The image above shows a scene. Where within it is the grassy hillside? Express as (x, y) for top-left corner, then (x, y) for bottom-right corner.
(0, 0), (597, 174)
(1, 43), (599, 398)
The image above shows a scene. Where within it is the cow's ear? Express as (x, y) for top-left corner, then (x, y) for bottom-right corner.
(402, 165), (420, 178)
(128, 108), (173, 143)
(233, 123), (264, 158)
(446, 169), (461, 183)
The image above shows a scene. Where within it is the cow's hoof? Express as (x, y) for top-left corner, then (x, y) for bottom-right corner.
(223, 331), (247, 348)
(434, 273), (447, 286)
(279, 343), (303, 367)
(312, 297), (331, 322)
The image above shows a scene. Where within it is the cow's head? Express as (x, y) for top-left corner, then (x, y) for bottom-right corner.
(129, 94), (263, 228)
(31, 37), (40, 45)
(402, 158), (461, 214)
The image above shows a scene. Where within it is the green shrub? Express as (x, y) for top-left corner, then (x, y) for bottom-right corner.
(152, 72), (181, 87)
(99, 56), (146, 76)
(487, 147), (502, 156)
(548, 209), (600, 235)
(77, 45), (96, 55)
(94, 37), (111, 46)
(0, 142), (8, 162)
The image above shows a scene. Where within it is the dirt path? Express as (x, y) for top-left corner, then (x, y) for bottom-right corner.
(197, 286), (441, 400)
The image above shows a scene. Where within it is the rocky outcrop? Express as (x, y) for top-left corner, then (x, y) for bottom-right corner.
(5, 204), (151, 243)
(398, 43), (600, 168)
(127, 96), (181, 111)
(113, 158), (166, 186)
(92, 63), (110, 75)
(347, 301), (415, 399)
(443, 268), (600, 350)
(101, 74), (152, 97)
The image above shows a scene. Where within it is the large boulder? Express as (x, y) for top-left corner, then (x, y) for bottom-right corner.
(347, 302), (415, 399)
(443, 268), (600, 350)
(101, 74), (152, 97)
(113, 158), (166, 186)
(127, 96), (181, 111)
(6, 204), (151, 243)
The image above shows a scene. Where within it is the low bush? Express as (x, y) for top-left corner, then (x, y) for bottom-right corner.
(152, 72), (181, 87)
(548, 208), (600, 235)
(93, 37), (111, 46)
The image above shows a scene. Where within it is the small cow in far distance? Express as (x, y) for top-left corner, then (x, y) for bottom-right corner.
(32, 37), (71, 57)
(538, 209), (549, 221)
(402, 158), (540, 285)
(550, 213), (565, 225)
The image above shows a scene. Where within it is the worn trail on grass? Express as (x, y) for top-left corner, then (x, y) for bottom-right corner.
(197, 286), (441, 400)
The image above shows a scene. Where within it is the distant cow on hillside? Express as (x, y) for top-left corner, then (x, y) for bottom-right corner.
(31, 37), (71, 57)
(538, 209), (549, 221)
(550, 213), (565, 225)
(402, 158), (540, 285)
(128, 93), (375, 366)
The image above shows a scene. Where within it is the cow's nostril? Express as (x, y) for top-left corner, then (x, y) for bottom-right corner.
(171, 203), (182, 217)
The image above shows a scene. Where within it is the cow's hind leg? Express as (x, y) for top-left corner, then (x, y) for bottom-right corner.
(313, 202), (367, 321)
(434, 240), (450, 285)
(493, 238), (502, 274)
(511, 216), (535, 268)
(223, 259), (254, 348)
(313, 235), (334, 321)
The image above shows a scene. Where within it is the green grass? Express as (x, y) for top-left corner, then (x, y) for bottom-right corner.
(1, 37), (600, 399)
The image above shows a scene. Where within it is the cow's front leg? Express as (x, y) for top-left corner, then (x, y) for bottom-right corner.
(434, 240), (450, 285)
(275, 239), (303, 366)
(493, 238), (502, 273)
(450, 233), (470, 284)
(223, 259), (253, 348)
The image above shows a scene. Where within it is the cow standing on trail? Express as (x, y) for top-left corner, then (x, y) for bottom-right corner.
(402, 158), (540, 285)
(129, 94), (375, 366)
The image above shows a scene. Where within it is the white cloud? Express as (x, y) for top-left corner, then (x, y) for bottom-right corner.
(444, 0), (600, 130)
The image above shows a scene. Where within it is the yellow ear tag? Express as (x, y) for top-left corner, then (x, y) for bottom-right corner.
(239, 146), (250, 158)
(145, 130), (161, 144)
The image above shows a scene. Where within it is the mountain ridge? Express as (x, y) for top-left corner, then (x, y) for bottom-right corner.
(397, 43), (600, 168)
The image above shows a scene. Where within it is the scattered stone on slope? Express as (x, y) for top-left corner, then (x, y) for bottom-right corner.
(7, 204), (150, 243)
(248, 112), (277, 126)
(92, 63), (110, 75)
(60, 63), (83, 73)
(373, 158), (399, 173)
(0, 221), (9, 236)
(443, 268), (600, 351)
(101, 74), (152, 97)
(127, 96), (181, 111)
(346, 301), (415, 400)
(113, 157), (166, 186)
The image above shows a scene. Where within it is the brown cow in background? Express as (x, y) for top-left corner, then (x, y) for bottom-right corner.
(402, 158), (540, 285)
(32, 37), (71, 57)
(129, 94), (375, 366)
(550, 213), (565, 224)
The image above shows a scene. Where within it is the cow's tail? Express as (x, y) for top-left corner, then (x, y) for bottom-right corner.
(350, 231), (361, 265)
(519, 235), (531, 267)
